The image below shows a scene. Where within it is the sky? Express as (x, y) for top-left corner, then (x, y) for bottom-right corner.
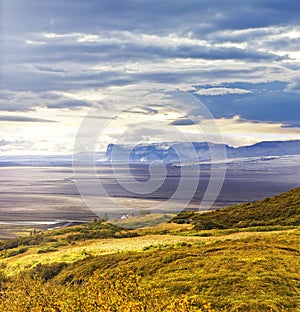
(1, 0), (300, 155)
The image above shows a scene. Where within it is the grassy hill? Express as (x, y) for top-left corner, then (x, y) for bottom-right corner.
(172, 187), (300, 229)
(0, 188), (299, 311)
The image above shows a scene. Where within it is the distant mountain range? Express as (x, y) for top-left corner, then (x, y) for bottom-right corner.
(106, 140), (300, 164)
(1, 140), (300, 166)
(0, 155), (74, 167)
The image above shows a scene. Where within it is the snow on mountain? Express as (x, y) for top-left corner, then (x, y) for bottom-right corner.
(1, 141), (299, 166)
(105, 140), (300, 164)
(226, 141), (300, 158)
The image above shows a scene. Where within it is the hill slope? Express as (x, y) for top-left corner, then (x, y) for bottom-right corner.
(0, 188), (299, 311)
(172, 187), (300, 229)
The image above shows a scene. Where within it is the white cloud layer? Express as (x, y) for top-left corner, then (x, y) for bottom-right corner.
(195, 88), (252, 96)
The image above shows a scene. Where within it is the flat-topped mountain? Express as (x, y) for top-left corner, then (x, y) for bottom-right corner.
(106, 140), (300, 163)
(1, 140), (299, 166)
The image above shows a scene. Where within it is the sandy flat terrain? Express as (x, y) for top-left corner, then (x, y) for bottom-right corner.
(0, 159), (299, 229)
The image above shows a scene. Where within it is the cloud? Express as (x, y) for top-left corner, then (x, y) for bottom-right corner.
(46, 100), (92, 109)
(0, 139), (11, 147)
(193, 85), (300, 126)
(0, 103), (35, 112)
(0, 90), (39, 112)
(195, 87), (252, 96)
(0, 116), (56, 122)
(36, 66), (67, 73)
(143, 107), (159, 115)
(3, 0), (300, 37)
(285, 77), (300, 93)
(1, 0), (300, 154)
(213, 115), (300, 147)
(170, 118), (198, 126)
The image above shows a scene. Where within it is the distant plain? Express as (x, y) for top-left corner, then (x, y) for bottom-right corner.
(0, 156), (299, 238)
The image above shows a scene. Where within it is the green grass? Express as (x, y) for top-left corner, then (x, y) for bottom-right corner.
(172, 187), (300, 229)
(0, 229), (298, 311)
(49, 229), (299, 311)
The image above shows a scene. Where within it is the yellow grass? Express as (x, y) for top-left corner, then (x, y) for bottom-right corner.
(2, 228), (298, 276)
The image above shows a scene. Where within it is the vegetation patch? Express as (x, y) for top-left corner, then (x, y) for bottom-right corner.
(1, 246), (28, 258)
(172, 187), (300, 230)
(0, 188), (299, 311)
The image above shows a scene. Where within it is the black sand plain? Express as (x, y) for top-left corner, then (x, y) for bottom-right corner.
(0, 156), (299, 229)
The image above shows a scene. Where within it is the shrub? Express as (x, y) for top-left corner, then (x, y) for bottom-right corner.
(0, 269), (215, 312)
(3, 246), (28, 258)
(37, 246), (58, 254)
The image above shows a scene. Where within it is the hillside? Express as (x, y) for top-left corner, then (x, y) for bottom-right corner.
(172, 187), (300, 229)
(0, 188), (299, 311)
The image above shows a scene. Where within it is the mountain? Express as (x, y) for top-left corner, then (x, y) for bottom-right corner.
(105, 140), (300, 164)
(0, 155), (73, 167)
(0, 152), (106, 167)
(1, 140), (299, 166)
(226, 140), (300, 158)
(106, 141), (216, 163)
